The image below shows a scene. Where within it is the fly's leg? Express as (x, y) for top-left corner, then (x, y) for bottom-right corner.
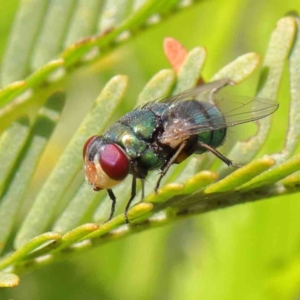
(124, 175), (137, 224)
(106, 189), (116, 222)
(155, 141), (187, 193)
(140, 179), (145, 200)
(198, 142), (241, 167)
(208, 79), (235, 104)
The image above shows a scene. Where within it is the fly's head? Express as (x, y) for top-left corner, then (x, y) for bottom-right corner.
(83, 136), (130, 191)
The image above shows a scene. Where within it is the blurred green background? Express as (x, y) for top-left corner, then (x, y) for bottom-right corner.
(1, 0), (300, 299)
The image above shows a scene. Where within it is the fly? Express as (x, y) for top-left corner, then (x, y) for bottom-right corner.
(83, 79), (279, 223)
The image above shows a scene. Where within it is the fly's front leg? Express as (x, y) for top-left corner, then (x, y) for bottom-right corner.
(208, 79), (235, 104)
(106, 189), (116, 222)
(124, 175), (137, 224)
(155, 141), (187, 193)
(198, 141), (241, 167)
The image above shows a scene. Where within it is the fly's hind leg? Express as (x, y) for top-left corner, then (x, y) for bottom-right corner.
(155, 141), (187, 193)
(198, 141), (241, 168)
(208, 79), (235, 104)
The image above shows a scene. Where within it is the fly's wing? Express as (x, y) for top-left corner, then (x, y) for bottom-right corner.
(139, 79), (231, 110)
(155, 88), (278, 141)
(193, 93), (278, 129)
(138, 80), (278, 140)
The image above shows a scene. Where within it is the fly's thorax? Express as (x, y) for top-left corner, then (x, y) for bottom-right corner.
(137, 147), (165, 170)
(83, 136), (130, 190)
(102, 116), (169, 176)
(141, 102), (169, 116)
(119, 109), (159, 141)
(105, 123), (148, 159)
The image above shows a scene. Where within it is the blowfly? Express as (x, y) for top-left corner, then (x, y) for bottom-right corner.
(83, 79), (279, 223)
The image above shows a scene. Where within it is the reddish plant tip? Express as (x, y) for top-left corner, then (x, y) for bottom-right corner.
(83, 136), (98, 159)
(100, 144), (129, 181)
(163, 37), (188, 73)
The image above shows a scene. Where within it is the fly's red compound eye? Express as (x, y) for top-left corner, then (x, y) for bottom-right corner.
(99, 144), (129, 181)
(83, 136), (98, 159)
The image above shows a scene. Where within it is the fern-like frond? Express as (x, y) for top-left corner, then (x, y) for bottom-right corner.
(0, 0), (200, 129)
(0, 13), (299, 288)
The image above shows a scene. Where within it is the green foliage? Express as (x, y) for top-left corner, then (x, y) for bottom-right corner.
(0, 1), (300, 300)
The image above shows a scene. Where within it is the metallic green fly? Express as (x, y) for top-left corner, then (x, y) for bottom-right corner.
(83, 79), (279, 223)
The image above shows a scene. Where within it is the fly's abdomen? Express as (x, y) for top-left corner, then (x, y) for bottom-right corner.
(161, 100), (226, 152)
(194, 101), (226, 152)
(196, 128), (226, 153)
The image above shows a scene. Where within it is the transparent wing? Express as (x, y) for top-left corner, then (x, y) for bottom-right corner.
(179, 95), (276, 129)
(140, 79), (231, 109)
(139, 80), (278, 140)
